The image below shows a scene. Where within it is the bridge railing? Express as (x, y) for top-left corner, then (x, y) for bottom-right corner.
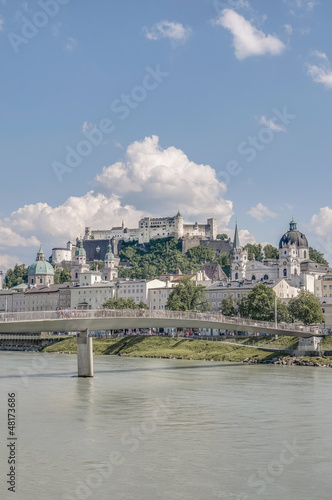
(0, 309), (318, 334)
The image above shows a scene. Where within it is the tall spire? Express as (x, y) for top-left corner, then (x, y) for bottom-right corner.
(233, 220), (240, 250)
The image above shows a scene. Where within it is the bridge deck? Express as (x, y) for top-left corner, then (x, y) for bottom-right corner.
(0, 309), (321, 338)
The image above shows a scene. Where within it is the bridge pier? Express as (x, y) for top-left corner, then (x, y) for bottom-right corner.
(77, 330), (94, 377)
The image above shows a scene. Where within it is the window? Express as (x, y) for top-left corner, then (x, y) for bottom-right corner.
(252, 275), (256, 281)
(324, 285), (327, 290)
(235, 273), (238, 280)
(283, 269), (287, 277)
(304, 250), (307, 259)
(264, 275), (269, 280)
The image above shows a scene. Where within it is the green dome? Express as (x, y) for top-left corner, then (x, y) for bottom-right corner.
(105, 243), (114, 261)
(28, 261), (54, 276)
(75, 239), (86, 257)
(28, 245), (54, 276)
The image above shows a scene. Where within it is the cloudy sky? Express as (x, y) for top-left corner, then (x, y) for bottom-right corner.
(1, 0), (332, 269)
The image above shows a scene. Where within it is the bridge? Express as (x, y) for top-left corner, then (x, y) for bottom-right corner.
(0, 309), (322, 377)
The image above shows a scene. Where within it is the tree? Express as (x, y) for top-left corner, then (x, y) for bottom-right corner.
(186, 246), (216, 264)
(103, 297), (148, 309)
(263, 244), (279, 260)
(243, 243), (263, 261)
(90, 261), (104, 271)
(276, 299), (291, 323)
(221, 296), (237, 316)
(216, 252), (231, 277)
(54, 268), (71, 284)
(166, 277), (211, 312)
(309, 247), (329, 266)
(217, 233), (229, 240)
(236, 284), (288, 322)
(288, 290), (325, 325)
(5, 264), (29, 288)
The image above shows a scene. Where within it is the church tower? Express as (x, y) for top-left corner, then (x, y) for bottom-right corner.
(101, 243), (119, 281)
(71, 238), (89, 284)
(230, 222), (248, 281)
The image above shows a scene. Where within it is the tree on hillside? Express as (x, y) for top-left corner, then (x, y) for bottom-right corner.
(216, 252), (231, 277)
(263, 244), (279, 260)
(5, 264), (29, 288)
(309, 247), (329, 266)
(221, 296), (237, 316)
(54, 268), (71, 284)
(217, 233), (229, 240)
(103, 298), (148, 309)
(288, 290), (325, 325)
(186, 245), (216, 263)
(166, 277), (211, 312)
(243, 243), (263, 261)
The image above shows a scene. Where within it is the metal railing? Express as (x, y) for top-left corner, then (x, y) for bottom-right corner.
(0, 309), (319, 334)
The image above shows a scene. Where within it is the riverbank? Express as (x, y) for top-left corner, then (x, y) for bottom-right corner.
(40, 335), (332, 366)
(42, 335), (287, 363)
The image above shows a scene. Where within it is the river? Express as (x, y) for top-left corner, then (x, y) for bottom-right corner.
(0, 351), (331, 500)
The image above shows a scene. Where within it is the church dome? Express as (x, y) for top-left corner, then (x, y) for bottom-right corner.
(28, 246), (54, 276)
(105, 243), (114, 261)
(75, 239), (86, 257)
(279, 219), (308, 249)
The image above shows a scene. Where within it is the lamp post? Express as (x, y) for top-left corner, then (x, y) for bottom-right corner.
(274, 295), (278, 340)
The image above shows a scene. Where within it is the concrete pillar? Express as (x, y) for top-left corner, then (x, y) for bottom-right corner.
(77, 330), (94, 377)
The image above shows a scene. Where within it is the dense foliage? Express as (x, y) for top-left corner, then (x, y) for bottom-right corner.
(217, 233), (229, 240)
(243, 243), (263, 261)
(103, 298), (149, 309)
(221, 295), (237, 316)
(236, 284), (291, 322)
(4, 264), (28, 288)
(309, 247), (329, 266)
(54, 268), (71, 284)
(118, 238), (218, 279)
(263, 244), (279, 260)
(166, 276), (211, 312)
(288, 290), (325, 325)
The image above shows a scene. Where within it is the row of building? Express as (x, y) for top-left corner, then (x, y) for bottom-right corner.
(1, 217), (332, 327)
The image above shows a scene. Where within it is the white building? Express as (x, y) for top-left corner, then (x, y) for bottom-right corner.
(230, 219), (330, 296)
(116, 279), (168, 304)
(83, 212), (218, 245)
(52, 241), (74, 264)
(71, 282), (116, 310)
(0, 284), (27, 312)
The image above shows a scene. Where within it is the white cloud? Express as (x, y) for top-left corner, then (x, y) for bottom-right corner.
(284, 24), (293, 35)
(284, 0), (318, 12)
(0, 136), (234, 268)
(308, 207), (332, 237)
(238, 228), (256, 245)
(307, 51), (332, 89)
(0, 255), (23, 273)
(0, 17), (4, 31)
(259, 115), (286, 132)
(95, 135), (233, 221)
(144, 21), (192, 45)
(247, 203), (278, 222)
(64, 37), (78, 52)
(214, 9), (285, 60)
(0, 226), (39, 249)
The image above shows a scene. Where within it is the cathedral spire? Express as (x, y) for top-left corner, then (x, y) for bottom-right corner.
(233, 220), (240, 250)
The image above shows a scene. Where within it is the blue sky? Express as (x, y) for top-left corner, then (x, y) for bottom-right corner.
(1, 0), (332, 269)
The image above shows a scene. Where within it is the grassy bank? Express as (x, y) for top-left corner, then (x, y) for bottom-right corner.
(42, 336), (285, 363)
(223, 336), (299, 349)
